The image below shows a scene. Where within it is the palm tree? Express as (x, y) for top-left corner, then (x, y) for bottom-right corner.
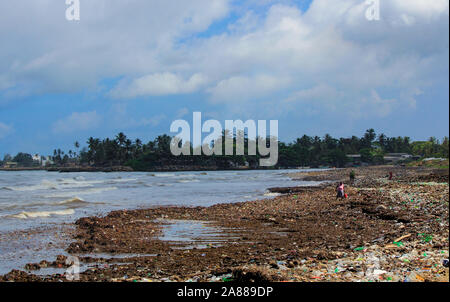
(134, 139), (143, 158)
(115, 132), (127, 147)
(377, 133), (387, 150)
(124, 139), (132, 162)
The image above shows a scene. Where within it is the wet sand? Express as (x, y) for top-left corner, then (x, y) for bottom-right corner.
(1, 166), (448, 282)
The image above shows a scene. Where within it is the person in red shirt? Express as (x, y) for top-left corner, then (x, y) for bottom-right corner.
(336, 182), (345, 200)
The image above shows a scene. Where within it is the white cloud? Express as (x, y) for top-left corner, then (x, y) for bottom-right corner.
(131, 114), (167, 128)
(189, 1), (447, 116)
(208, 74), (290, 103)
(391, 0), (449, 21)
(0, 0), (229, 97)
(175, 107), (190, 118)
(107, 103), (166, 129)
(0, 0), (448, 120)
(110, 73), (208, 98)
(285, 84), (340, 103)
(358, 90), (398, 118)
(0, 122), (13, 139)
(107, 113), (166, 130)
(52, 111), (101, 134)
(284, 85), (405, 119)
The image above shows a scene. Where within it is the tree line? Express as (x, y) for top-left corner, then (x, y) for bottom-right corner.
(1, 129), (449, 169)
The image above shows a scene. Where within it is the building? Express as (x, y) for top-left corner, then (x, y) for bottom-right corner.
(346, 153), (415, 166)
(346, 154), (362, 166)
(3, 162), (18, 168)
(31, 154), (54, 166)
(32, 154), (41, 164)
(41, 156), (54, 167)
(383, 153), (413, 164)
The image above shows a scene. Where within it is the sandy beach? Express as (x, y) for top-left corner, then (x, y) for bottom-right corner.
(1, 165), (448, 282)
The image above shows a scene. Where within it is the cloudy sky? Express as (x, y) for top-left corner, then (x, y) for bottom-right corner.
(0, 0), (448, 156)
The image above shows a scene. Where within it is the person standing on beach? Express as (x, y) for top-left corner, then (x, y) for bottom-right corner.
(336, 182), (345, 200)
(350, 170), (355, 183)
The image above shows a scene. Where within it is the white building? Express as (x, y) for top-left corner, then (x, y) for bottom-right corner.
(32, 154), (54, 166)
(32, 154), (40, 162)
(384, 153), (413, 163)
(41, 156), (54, 166)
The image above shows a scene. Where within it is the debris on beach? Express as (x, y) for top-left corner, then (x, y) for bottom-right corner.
(1, 166), (448, 282)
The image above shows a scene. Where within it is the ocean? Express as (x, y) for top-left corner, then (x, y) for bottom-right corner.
(0, 169), (323, 274)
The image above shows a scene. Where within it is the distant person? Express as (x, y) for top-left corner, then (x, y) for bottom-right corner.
(389, 171), (393, 180)
(336, 182), (345, 200)
(350, 170), (355, 182)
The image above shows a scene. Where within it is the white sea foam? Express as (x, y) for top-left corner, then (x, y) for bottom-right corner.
(263, 192), (281, 197)
(177, 179), (200, 183)
(150, 173), (176, 177)
(44, 187), (118, 198)
(10, 209), (75, 219)
(176, 174), (197, 178)
(56, 197), (86, 205)
(210, 177), (228, 181)
(57, 178), (103, 187)
(106, 178), (138, 183)
(4, 178), (103, 191)
(4, 180), (58, 191)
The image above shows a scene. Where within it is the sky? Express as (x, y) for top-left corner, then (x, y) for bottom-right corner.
(0, 0), (448, 156)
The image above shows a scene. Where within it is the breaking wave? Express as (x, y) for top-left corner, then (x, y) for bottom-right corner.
(56, 197), (87, 205)
(3, 180), (59, 191)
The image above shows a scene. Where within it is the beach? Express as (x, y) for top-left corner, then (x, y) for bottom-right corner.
(1, 166), (448, 282)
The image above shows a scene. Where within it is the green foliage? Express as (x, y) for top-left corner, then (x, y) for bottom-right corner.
(411, 137), (449, 158)
(68, 131), (449, 169)
(13, 153), (34, 167)
(350, 170), (356, 179)
(6, 129), (447, 170)
(359, 148), (374, 163)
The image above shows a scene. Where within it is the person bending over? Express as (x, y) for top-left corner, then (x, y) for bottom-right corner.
(336, 182), (345, 200)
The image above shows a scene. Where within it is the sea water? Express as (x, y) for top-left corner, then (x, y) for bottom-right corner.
(0, 169), (323, 274)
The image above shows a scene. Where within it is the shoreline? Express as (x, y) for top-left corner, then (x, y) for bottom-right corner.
(0, 166), (287, 173)
(1, 165), (448, 282)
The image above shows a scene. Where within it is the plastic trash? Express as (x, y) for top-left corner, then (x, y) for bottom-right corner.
(373, 269), (387, 276)
(418, 233), (433, 243)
